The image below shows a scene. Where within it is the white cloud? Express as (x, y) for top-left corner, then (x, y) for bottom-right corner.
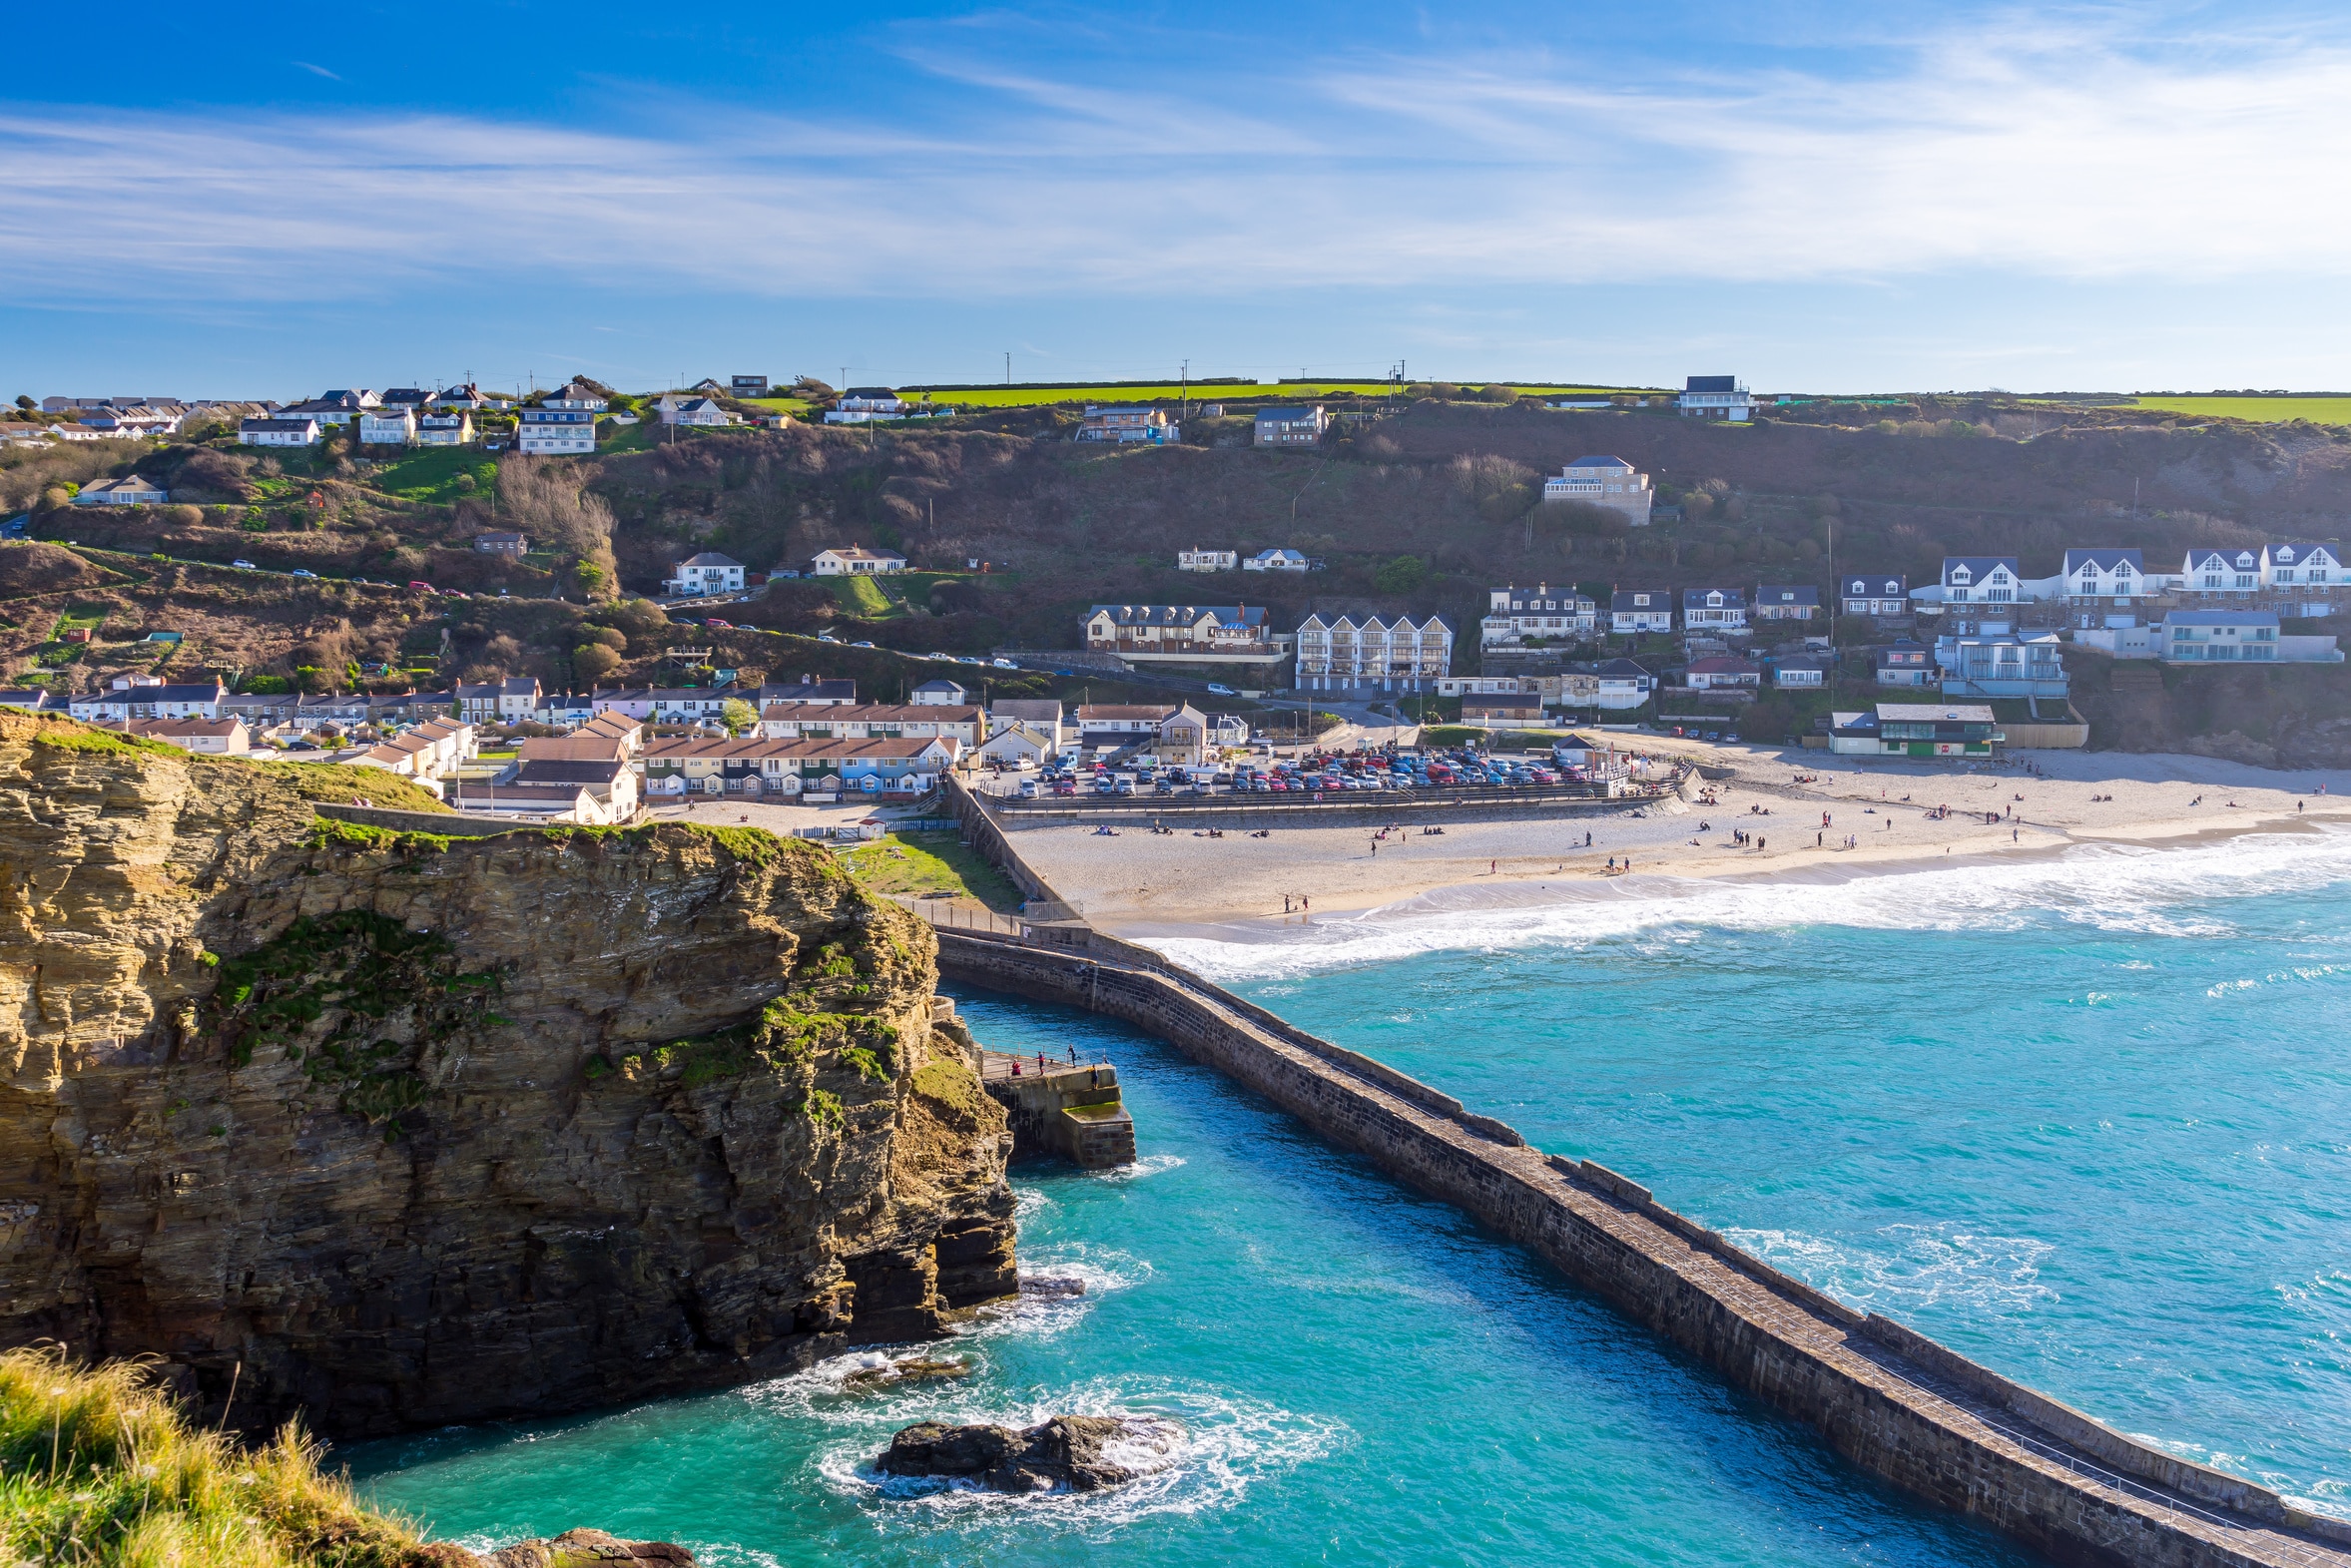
(4, 14), (2349, 306)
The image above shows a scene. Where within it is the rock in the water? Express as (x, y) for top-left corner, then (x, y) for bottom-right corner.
(876, 1413), (1168, 1493)
(1019, 1276), (1086, 1298)
(469, 1527), (698, 1566)
(841, 1354), (973, 1389)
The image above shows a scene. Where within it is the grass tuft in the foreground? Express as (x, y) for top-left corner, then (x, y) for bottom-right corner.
(0, 1343), (448, 1567)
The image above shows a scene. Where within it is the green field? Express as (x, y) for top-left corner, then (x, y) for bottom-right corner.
(740, 396), (816, 416)
(368, 447), (499, 503)
(2100, 395), (2351, 425)
(826, 574), (895, 617)
(843, 830), (1023, 912)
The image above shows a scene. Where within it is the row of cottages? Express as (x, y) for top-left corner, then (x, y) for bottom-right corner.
(635, 736), (959, 797)
(452, 712), (642, 822)
(1076, 406), (1180, 444)
(1084, 604), (1282, 664)
(1438, 660), (1657, 712)
(1540, 456), (1654, 526)
(1170, 548), (1320, 573)
(1293, 613), (1455, 693)
(338, 717), (479, 792)
(756, 701), (984, 746)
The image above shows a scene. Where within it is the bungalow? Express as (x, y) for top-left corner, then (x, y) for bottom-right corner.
(282, 392), (371, 425)
(826, 388), (906, 424)
(241, 416), (321, 447)
(1610, 590), (1673, 635)
(0, 690), (62, 713)
(1684, 655), (1762, 692)
(1482, 582), (1599, 646)
(80, 405), (182, 438)
(1829, 703), (2001, 759)
(1752, 584), (1820, 622)
(118, 716), (250, 755)
(1682, 587), (1748, 633)
(910, 679), (969, 706)
(1241, 548), (1314, 573)
(356, 407), (416, 447)
(813, 545), (907, 576)
(1876, 640), (1934, 687)
(469, 746), (639, 821)
(1842, 574), (1909, 616)
(475, 530), (528, 557)
(976, 719), (1059, 769)
(666, 552), (747, 596)
(1254, 406), (1328, 447)
(547, 383), (608, 411)
(656, 395), (730, 427)
(430, 383), (486, 410)
(638, 735), (957, 797)
(380, 388), (433, 412)
(75, 475), (169, 506)
(1178, 548), (1238, 573)
(756, 702), (982, 746)
(1770, 654), (1831, 689)
(2062, 548), (2149, 628)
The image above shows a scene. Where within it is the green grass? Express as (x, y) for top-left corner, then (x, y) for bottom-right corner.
(366, 447), (497, 503)
(0, 1344), (431, 1567)
(2088, 395), (2351, 426)
(843, 830), (1024, 912)
(246, 761), (453, 813)
(827, 574), (895, 617)
(741, 396), (815, 416)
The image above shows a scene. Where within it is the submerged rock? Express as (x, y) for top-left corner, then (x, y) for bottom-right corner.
(841, 1354), (974, 1389)
(1018, 1276), (1086, 1298)
(877, 1414), (1170, 1493)
(474, 1527), (696, 1565)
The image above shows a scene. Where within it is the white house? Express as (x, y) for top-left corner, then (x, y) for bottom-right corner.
(637, 735), (957, 796)
(2263, 542), (2347, 615)
(976, 720), (1057, 768)
(1541, 456), (1653, 525)
(2179, 547), (2262, 598)
(1771, 654), (1831, 688)
(1482, 583), (1599, 646)
(1610, 590), (1673, 635)
(667, 552), (747, 596)
(757, 702), (980, 745)
(417, 411), (475, 446)
(813, 545), (907, 576)
(120, 717), (251, 755)
(1085, 604), (1278, 663)
(80, 405), (182, 438)
(2062, 548), (2149, 628)
(1681, 587), (1748, 633)
(1292, 613), (1453, 692)
(657, 395), (731, 427)
(1075, 704), (1174, 743)
(1178, 548), (1238, 573)
(1586, 658), (1655, 710)
(1242, 548), (1313, 573)
(241, 415), (321, 447)
(1842, 575), (1909, 616)
(379, 388), (432, 412)
(75, 475), (169, 506)
(517, 407), (596, 454)
(1678, 375), (1752, 421)
(1684, 656), (1762, 692)
(1752, 584), (1820, 622)
(825, 388), (906, 425)
(431, 383), (486, 410)
(1940, 555), (2025, 631)
(910, 679), (969, 707)
(356, 407), (416, 447)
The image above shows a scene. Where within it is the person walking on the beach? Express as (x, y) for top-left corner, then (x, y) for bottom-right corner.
(1490, 858), (1496, 874)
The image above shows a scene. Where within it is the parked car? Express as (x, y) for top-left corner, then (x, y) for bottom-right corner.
(853, 641), (876, 649)
(232, 559), (257, 570)
(705, 619), (732, 630)
(290, 568), (316, 578)
(406, 579), (433, 591)
(991, 658), (1019, 669)
(1207, 683), (1236, 696)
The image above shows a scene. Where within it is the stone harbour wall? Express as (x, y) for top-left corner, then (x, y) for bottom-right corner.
(935, 928), (2351, 1568)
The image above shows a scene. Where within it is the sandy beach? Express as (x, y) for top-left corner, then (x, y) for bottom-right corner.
(1004, 742), (2351, 935)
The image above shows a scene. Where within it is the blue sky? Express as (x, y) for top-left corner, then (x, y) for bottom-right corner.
(6, 1), (2350, 398)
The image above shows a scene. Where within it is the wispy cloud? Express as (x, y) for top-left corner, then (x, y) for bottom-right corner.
(292, 61), (341, 81)
(4, 12), (2350, 307)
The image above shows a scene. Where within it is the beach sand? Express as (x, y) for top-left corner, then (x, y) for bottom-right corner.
(1004, 742), (2351, 935)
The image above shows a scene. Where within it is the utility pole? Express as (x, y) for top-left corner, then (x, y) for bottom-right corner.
(1180, 359), (1189, 419)
(1005, 352), (1011, 386)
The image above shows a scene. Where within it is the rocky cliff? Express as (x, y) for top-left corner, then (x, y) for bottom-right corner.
(0, 714), (1016, 1438)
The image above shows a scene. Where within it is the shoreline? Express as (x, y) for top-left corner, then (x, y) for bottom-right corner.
(999, 745), (2351, 935)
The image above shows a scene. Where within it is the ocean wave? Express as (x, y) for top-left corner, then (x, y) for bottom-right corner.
(812, 1374), (1347, 1533)
(1722, 1222), (2057, 1316)
(954, 1242), (1149, 1342)
(1088, 1153), (1186, 1183)
(1146, 829), (2351, 980)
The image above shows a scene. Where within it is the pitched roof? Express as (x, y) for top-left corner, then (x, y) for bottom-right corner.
(815, 545), (904, 562)
(675, 552), (745, 570)
(1685, 656), (1761, 674)
(1254, 406), (1324, 421)
(1755, 584), (1820, 604)
(2063, 548), (2144, 572)
(1562, 455), (1634, 470)
(1075, 704), (1176, 721)
(1844, 575), (1906, 594)
(1942, 555), (2019, 580)
(2266, 542), (2344, 565)
(641, 736), (948, 761)
(759, 702), (981, 724)
(1611, 591), (1667, 610)
(1088, 603), (1266, 629)
(1681, 587), (1747, 608)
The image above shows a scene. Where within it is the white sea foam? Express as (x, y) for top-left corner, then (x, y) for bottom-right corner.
(1088, 1153), (1186, 1183)
(811, 1373), (1347, 1531)
(1144, 829), (2351, 981)
(1723, 1222), (2057, 1316)
(953, 1242), (1149, 1342)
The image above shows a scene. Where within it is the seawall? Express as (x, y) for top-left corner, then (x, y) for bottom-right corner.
(934, 928), (2351, 1568)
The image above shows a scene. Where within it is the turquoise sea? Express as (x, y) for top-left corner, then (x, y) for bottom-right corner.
(352, 828), (2351, 1565)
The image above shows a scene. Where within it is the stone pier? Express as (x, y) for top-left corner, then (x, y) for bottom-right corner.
(978, 1051), (1136, 1168)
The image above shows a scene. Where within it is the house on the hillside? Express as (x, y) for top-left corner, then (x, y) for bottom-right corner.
(1682, 587), (1748, 634)
(656, 394), (730, 427)
(1585, 657), (1656, 710)
(1610, 590), (1673, 635)
(1253, 406), (1327, 447)
(1684, 655), (1762, 692)
(813, 545), (906, 576)
(1541, 456), (1653, 525)
(75, 475), (169, 505)
(2179, 547), (2261, 600)
(825, 388), (905, 425)
(1876, 640), (1934, 687)
(1482, 583), (1599, 645)
(667, 552), (747, 596)
(1938, 632), (2067, 698)
(475, 530), (527, 557)
(357, 407), (416, 447)
(1842, 575), (1908, 616)
(2264, 543), (2347, 614)
(2062, 548), (2149, 628)
(1770, 654), (1830, 689)
(1242, 548), (1315, 572)
(518, 406), (597, 454)
(911, 679), (969, 706)
(1940, 556), (2024, 632)
(431, 383), (486, 410)
(1077, 406), (1178, 444)
(547, 383), (608, 411)
(1292, 612), (1453, 692)
(1178, 548), (1237, 572)
(418, 410), (475, 446)
(1678, 375), (1753, 421)
(1753, 584), (1820, 622)
(1084, 604), (1278, 663)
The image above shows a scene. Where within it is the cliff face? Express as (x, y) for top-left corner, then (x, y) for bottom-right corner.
(0, 716), (1016, 1438)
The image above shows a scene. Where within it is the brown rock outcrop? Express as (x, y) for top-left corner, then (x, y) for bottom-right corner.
(877, 1413), (1171, 1493)
(0, 714), (1016, 1437)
